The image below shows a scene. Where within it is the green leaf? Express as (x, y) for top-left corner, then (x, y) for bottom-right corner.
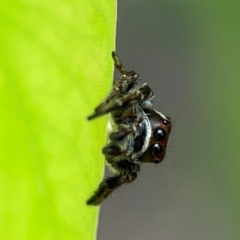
(0, 1), (116, 239)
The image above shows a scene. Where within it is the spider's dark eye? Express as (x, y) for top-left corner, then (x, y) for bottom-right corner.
(150, 143), (163, 157)
(162, 119), (169, 125)
(153, 128), (166, 141)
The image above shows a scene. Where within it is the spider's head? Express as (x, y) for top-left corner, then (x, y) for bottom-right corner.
(140, 109), (171, 164)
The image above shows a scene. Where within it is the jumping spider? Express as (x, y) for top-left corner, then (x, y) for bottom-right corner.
(86, 52), (171, 205)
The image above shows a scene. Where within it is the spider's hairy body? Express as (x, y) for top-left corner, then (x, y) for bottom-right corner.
(86, 52), (171, 205)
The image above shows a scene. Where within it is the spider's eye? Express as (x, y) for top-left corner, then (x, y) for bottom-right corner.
(150, 143), (163, 157)
(153, 128), (167, 141)
(162, 119), (170, 125)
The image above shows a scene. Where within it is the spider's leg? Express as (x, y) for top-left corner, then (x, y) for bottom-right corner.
(112, 51), (127, 75)
(88, 83), (153, 120)
(87, 52), (140, 121)
(87, 119), (143, 205)
(102, 116), (143, 162)
(107, 83), (153, 114)
(86, 160), (140, 205)
(86, 172), (138, 205)
(102, 144), (132, 162)
(87, 72), (140, 121)
(109, 114), (142, 140)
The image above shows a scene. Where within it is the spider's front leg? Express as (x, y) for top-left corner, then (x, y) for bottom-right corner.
(87, 52), (140, 121)
(88, 83), (153, 120)
(87, 72), (140, 120)
(112, 51), (127, 75)
(86, 160), (140, 205)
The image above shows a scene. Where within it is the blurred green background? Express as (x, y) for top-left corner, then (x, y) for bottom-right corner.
(0, 1), (116, 239)
(97, 1), (240, 240)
